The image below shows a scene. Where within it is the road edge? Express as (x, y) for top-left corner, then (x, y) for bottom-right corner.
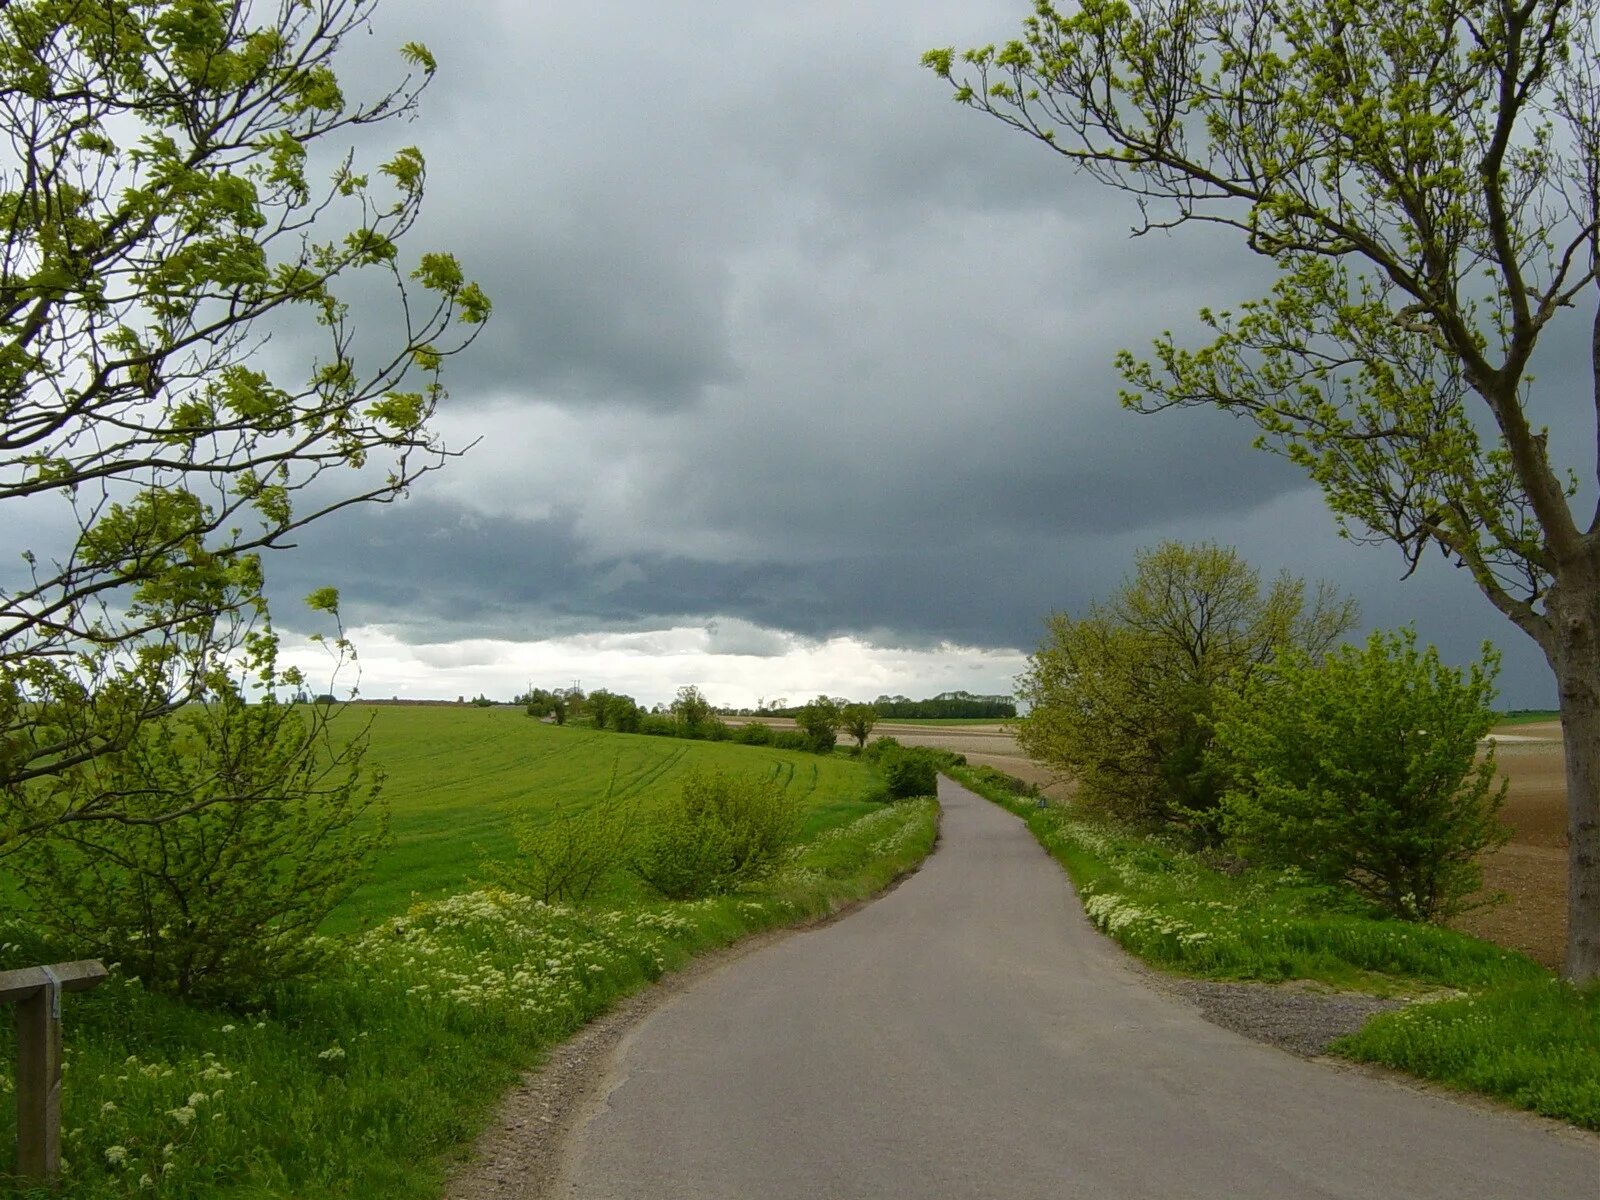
(441, 803), (944, 1200)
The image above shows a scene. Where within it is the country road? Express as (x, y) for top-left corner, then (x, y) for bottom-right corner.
(552, 777), (1600, 1199)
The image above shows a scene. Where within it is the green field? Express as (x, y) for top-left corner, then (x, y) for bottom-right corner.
(330, 705), (879, 928)
(1492, 709), (1560, 726)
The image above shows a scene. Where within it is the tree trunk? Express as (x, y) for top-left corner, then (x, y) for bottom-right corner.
(1547, 572), (1600, 982)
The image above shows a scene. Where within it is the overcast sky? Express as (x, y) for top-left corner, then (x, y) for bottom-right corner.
(262, 0), (1583, 708)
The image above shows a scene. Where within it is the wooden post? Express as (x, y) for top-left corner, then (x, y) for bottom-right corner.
(0, 960), (107, 1184)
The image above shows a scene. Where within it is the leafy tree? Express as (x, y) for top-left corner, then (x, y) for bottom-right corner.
(670, 684), (713, 736)
(10, 646), (387, 999)
(925, 0), (1600, 978)
(0, 1), (488, 849)
(841, 703), (879, 750)
(1214, 629), (1509, 922)
(587, 689), (623, 730)
(1016, 542), (1357, 840)
(609, 694), (643, 733)
(795, 694), (842, 754)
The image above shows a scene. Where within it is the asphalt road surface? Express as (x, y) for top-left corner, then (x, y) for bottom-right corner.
(554, 777), (1600, 1198)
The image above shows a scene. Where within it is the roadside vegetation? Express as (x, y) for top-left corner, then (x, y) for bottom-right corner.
(955, 761), (1600, 1129)
(0, 709), (939, 1196)
(971, 543), (1600, 1128)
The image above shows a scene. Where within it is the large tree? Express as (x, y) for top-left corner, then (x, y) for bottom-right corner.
(1016, 541), (1356, 840)
(927, 0), (1600, 980)
(0, 1), (488, 849)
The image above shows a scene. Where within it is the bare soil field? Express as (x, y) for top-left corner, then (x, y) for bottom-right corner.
(1461, 722), (1567, 969)
(826, 717), (1570, 970)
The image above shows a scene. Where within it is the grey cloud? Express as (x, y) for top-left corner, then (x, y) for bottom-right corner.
(240, 0), (1575, 711)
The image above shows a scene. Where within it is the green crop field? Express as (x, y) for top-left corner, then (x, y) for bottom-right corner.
(330, 704), (879, 928)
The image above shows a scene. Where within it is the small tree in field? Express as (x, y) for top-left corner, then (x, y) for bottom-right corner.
(796, 695), (843, 754)
(1017, 542), (1356, 840)
(671, 685), (713, 736)
(1213, 629), (1509, 922)
(0, 0), (489, 851)
(926, 0), (1600, 978)
(841, 703), (879, 750)
(486, 799), (632, 905)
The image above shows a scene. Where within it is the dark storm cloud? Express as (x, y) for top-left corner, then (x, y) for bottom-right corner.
(240, 0), (1579, 707)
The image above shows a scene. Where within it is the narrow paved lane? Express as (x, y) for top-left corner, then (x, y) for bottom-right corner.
(555, 777), (1600, 1198)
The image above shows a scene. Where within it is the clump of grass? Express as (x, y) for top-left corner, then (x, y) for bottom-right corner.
(950, 765), (1600, 1130)
(1335, 982), (1600, 1130)
(0, 798), (938, 1198)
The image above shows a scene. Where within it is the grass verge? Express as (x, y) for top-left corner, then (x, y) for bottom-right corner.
(0, 797), (938, 1198)
(947, 764), (1600, 1130)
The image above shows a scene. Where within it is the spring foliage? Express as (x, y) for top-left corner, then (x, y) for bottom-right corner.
(1213, 629), (1509, 922)
(926, 0), (1600, 979)
(630, 770), (800, 900)
(0, 0), (488, 845)
(1016, 542), (1356, 840)
(10, 679), (387, 999)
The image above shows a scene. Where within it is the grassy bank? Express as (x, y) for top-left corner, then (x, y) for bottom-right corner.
(948, 765), (1600, 1130)
(0, 707), (936, 1197)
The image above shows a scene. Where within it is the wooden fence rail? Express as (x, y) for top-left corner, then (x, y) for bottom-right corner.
(1, 960), (107, 1184)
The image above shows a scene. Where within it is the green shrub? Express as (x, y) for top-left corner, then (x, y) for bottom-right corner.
(796, 695), (842, 747)
(638, 713), (677, 737)
(733, 721), (774, 745)
(484, 799), (632, 903)
(862, 735), (900, 762)
(1213, 627), (1509, 922)
(805, 727), (838, 754)
(773, 729), (809, 751)
(969, 764), (1038, 795)
(704, 719), (732, 742)
(11, 692), (386, 1001)
(882, 748), (938, 798)
(629, 770), (800, 899)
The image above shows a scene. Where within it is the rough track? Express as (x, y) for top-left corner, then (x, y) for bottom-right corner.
(552, 776), (1600, 1198)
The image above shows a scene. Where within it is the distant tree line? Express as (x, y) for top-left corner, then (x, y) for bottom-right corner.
(867, 692), (1015, 719)
(747, 691), (1015, 720)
